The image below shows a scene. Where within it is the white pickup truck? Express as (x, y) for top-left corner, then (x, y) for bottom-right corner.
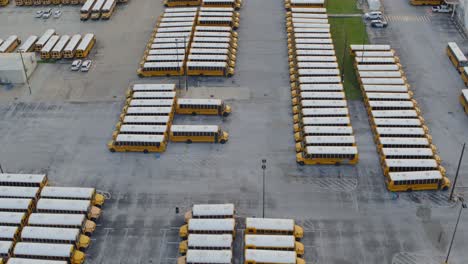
(432, 5), (452, 13)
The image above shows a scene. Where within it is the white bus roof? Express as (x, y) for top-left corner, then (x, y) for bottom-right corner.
(193, 37), (232, 43)
(6, 259), (68, 264)
(188, 218), (235, 231)
(302, 126), (354, 135)
(447, 42), (467, 62)
(194, 31), (233, 37)
(290, 0), (325, 3)
(366, 92), (411, 100)
(290, 13), (327, 19)
(355, 57), (397, 64)
(299, 84), (343, 91)
(0, 212), (26, 225)
(384, 159), (438, 168)
(304, 135), (355, 145)
(143, 62), (183, 68)
(378, 137), (430, 146)
(40, 187), (96, 200)
(299, 91), (344, 99)
(52, 35), (71, 53)
(154, 32), (192, 38)
(188, 54), (230, 61)
(294, 39), (333, 45)
(187, 61), (228, 67)
(360, 78), (406, 85)
(462, 89), (468, 101)
(36, 29), (56, 46)
(190, 48), (231, 55)
(381, 148), (434, 157)
(41, 35), (60, 53)
(191, 42), (232, 49)
(64, 34), (81, 52)
(199, 12), (236, 17)
(186, 250), (232, 264)
(297, 62), (339, 69)
(198, 17), (234, 22)
(159, 22), (195, 28)
(245, 235), (295, 248)
(294, 44), (334, 50)
(289, 18), (329, 24)
(150, 42), (188, 49)
(300, 99), (347, 107)
(0, 226), (19, 240)
(119, 124), (168, 134)
(293, 33), (332, 39)
(0, 198), (32, 210)
(28, 213), (87, 226)
(371, 110), (418, 118)
(301, 108), (349, 116)
(13, 242), (75, 258)
(294, 48), (336, 55)
(354, 51), (395, 57)
(171, 125), (220, 133)
(128, 99), (175, 107)
(126, 107), (173, 115)
(298, 76), (342, 84)
(187, 234), (233, 248)
(36, 199), (91, 212)
(0, 186), (40, 198)
(246, 218), (295, 231)
(17, 35), (38, 52)
(245, 249), (296, 264)
(122, 115), (170, 124)
(290, 7), (327, 13)
(115, 134), (165, 143)
(358, 71), (402, 78)
(0, 35), (18, 52)
(132, 83), (176, 91)
(291, 23), (330, 28)
(375, 127), (426, 136)
(147, 49), (185, 55)
(306, 146), (358, 155)
(192, 203), (234, 216)
(362, 85), (408, 93)
(298, 69), (340, 76)
(132, 91), (177, 98)
(373, 118), (422, 127)
(165, 7), (198, 12)
(163, 12), (198, 17)
(368, 101), (415, 108)
(0, 241), (13, 255)
(357, 64), (400, 71)
(195, 26), (233, 32)
(21, 226), (81, 242)
(157, 26), (193, 33)
(388, 170), (443, 181)
(301, 116), (351, 125)
(76, 33), (95, 51)
(160, 17), (196, 23)
(293, 28), (330, 33)
(102, 0), (116, 11)
(199, 7), (235, 12)
(295, 56), (336, 62)
(350, 44), (391, 51)
(177, 98), (223, 105)
(81, 0), (95, 11)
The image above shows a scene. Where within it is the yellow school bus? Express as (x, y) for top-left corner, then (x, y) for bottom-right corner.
(108, 134), (168, 153)
(385, 170), (450, 192)
(410, 0), (442, 5)
(75, 34), (95, 58)
(296, 146), (359, 165)
(447, 42), (467, 72)
(176, 98), (231, 116)
(460, 89), (468, 114)
(170, 125), (229, 144)
(164, 0), (200, 6)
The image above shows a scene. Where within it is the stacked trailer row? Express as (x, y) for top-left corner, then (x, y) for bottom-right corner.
(0, 174), (105, 264)
(350, 44), (451, 192)
(177, 205), (236, 264)
(286, 7), (358, 165)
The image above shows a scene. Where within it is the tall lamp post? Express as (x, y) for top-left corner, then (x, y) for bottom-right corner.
(261, 159), (266, 218)
(444, 198), (466, 264)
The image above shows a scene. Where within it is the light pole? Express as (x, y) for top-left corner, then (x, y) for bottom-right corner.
(444, 198), (466, 264)
(18, 51), (32, 95)
(0, 163), (3, 173)
(261, 159), (266, 218)
(449, 143), (465, 201)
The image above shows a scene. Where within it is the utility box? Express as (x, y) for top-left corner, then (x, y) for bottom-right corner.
(0, 52), (37, 84)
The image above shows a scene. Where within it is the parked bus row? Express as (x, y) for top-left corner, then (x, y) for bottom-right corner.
(446, 42), (468, 114)
(15, 0), (84, 6)
(0, 173), (105, 264)
(0, 0), (8, 6)
(177, 204), (235, 264)
(286, 7), (358, 166)
(80, 0), (127, 20)
(39, 33), (95, 60)
(351, 44), (451, 192)
(284, 0), (325, 10)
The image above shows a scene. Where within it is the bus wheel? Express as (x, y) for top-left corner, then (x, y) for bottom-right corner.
(191, 112), (197, 116)
(220, 139), (226, 144)
(223, 112), (229, 117)
(407, 188), (412, 192)
(186, 140), (192, 144)
(143, 149), (149, 153)
(109, 148), (115, 153)
(442, 186), (449, 191)
(297, 161), (305, 166)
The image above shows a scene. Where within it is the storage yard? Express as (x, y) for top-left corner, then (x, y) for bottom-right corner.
(0, 0), (468, 263)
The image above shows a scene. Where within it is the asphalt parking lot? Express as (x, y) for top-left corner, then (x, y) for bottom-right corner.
(0, 0), (468, 263)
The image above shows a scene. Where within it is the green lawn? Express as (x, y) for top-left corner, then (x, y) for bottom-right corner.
(326, 0), (361, 14)
(329, 17), (368, 100)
